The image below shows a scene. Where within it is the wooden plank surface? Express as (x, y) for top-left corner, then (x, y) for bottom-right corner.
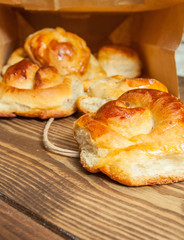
(0, 80), (184, 240)
(0, 200), (63, 240)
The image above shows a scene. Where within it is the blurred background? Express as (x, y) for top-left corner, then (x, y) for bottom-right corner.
(176, 33), (184, 101)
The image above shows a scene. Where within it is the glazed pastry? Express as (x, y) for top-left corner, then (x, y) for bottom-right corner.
(77, 76), (168, 113)
(97, 45), (142, 78)
(2, 48), (28, 75)
(0, 59), (83, 119)
(24, 27), (91, 76)
(74, 89), (184, 186)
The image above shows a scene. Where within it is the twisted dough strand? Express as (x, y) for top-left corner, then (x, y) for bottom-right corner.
(74, 89), (184, 186)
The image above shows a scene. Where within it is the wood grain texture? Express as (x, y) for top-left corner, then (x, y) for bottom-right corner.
(0, 80), (184, 240)
(0, 200), (63, 240)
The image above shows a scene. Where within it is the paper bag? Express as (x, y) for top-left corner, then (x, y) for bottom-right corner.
(0, 1), (183, 96)
(1, 0), (184, 12)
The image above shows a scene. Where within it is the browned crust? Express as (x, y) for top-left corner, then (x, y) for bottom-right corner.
(94, 100), (144, 124)
(12, 108), (76, 120)
(98, 45), (139, 59)
(125, 78), (168, 92)
(101, 167), (184, 186)
(76, 95), (88, 113)
(74, 89), (184, 186)
(3, 59), (39, 89)
(80, 153), (184, 186)
(24, 27), (91, 75)
(0, 112), (16, 117)
(0, 75), (79, 119)
(79, 154), (184, 186)
(76, 113), (110, 140)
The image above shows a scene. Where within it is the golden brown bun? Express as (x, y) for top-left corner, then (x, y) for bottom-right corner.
(97, 45), (142, 78)
(24, 27), (91, 76)
(77, 76), (168, 113)
(3, 59), (39, 89)
(2, 48), (28, 75)
(74, 89), (184, 186)
(0, 59), (84, 119)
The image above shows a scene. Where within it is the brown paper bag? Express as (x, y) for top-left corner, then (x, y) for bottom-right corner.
(0, 1), (183, 96)
(110, 5), (184, 95)
(2, 0), (184, 12)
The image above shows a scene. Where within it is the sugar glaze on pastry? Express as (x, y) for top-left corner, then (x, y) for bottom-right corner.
(24, 27), (91, 76)
(74, 89), (184, 186)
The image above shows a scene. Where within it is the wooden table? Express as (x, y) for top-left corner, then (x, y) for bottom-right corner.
(0, 79), (184, 240)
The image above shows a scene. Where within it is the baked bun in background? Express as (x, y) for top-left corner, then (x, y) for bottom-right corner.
(74, 89), (184, 186)
(0, 59), (83, 119)
(80, 54), (106, 91)
(97, 45), (142, 78)
(24, 27), (91, 76)
(77, 76), (168, 113)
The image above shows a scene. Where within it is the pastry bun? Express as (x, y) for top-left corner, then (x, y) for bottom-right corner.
(97, 45), (142, 78)
(74, 89), (184, 186)
(77, 76), (168, 113)
(24, 27), (91, 76)
(0, 59), (83, 119)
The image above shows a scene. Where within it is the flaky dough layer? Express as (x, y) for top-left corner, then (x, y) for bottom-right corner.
(74, 89), (184, 186)
(0, 59), (83, 119)
(77, 76), (168, 113)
